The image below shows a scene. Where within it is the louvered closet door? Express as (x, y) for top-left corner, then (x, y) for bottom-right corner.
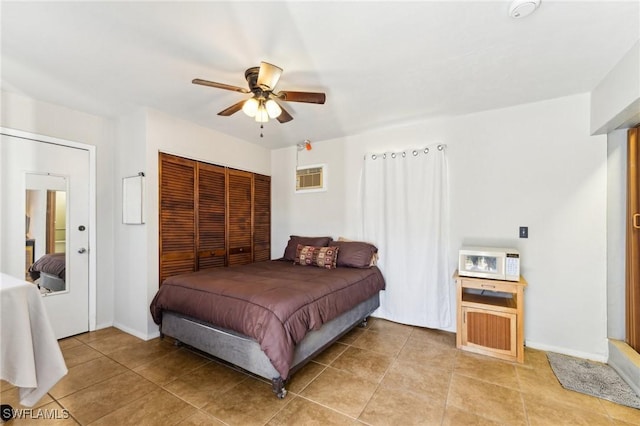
(253, 174), (271, 262)
(227, 169), (253, 266)
(159, 154), (196, 285)
(197, 163), (226, 269)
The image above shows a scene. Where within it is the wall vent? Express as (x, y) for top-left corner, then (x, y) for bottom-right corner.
(296, 164), (326, 192)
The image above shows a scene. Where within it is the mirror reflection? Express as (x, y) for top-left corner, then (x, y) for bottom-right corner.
(25, 174), (67, 294)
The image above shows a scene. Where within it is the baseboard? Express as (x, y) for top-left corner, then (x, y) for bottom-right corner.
(93, 321), (113, 331)
(608, 339), (640, 397)
(525, 340), (608, 363)
(112, 321), (160, 341)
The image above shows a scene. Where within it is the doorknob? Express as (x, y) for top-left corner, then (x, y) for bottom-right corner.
(78, 248), (87, 254)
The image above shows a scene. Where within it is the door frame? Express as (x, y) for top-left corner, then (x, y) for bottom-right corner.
(627, 126), (640, 350)
(1, 127), (97, 331)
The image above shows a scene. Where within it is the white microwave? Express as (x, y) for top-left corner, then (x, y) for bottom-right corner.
(458, 246), (520, 281)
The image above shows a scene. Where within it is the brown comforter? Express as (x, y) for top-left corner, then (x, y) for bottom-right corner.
(29, 252), (66, 281)
(150, 260), (385, 379)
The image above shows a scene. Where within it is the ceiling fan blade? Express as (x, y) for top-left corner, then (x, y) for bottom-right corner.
(276, 103), (293, 123)
(257, 62), (283, 91)
(193, 78), (250, 94)
(277, 91), (326, 104)
(217, 100), (246, 116)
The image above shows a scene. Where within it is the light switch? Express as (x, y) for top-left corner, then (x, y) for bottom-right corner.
(519, 226), (528, 238)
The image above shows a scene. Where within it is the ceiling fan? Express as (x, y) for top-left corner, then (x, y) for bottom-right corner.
(193, 62), (326, 124)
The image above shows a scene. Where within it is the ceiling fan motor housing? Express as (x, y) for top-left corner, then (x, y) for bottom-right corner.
(244, 67), (261, 92)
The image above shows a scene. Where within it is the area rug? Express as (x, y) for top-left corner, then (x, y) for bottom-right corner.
(547, 352), (640, 409)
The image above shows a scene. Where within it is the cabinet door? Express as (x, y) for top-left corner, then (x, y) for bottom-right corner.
(253, 174), (271, 262)
(227, 169), (253, 266)
(461, 306), (517, 359)
(159, 154), (196, 285)
(197, 163), (226, 269)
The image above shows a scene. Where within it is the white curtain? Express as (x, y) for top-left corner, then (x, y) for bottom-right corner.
(362, 145), (451, 329)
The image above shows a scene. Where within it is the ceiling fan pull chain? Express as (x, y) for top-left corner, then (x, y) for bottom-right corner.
(260, 124), (264, 138)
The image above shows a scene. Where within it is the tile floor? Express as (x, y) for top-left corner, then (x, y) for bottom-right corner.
(2, 318), (640, 425)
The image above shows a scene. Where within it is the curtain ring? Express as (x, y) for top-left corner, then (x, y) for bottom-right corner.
(437, 144), (444, 151)
(412, 150), (418, 156)
(391, 153), (396, 159)
(402, 152), (406, 158)
(383, 153), (387, 159)
(424, 148), (429, 154)
(371, 154), (377, 160)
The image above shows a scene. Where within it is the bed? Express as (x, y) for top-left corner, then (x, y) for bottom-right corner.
(28, 252), (66, 292)
(150, 236), (384, 398)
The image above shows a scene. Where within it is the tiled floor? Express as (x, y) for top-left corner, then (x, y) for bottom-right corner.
(2, 318), (640, 425)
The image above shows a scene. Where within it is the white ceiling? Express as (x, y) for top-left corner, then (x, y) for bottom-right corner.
(2, 1), (638, 149)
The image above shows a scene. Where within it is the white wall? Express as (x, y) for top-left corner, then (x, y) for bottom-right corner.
(272, 93), (609, 360)
(113, 109), (149, 338)
(112, 108), (271, 339)
(591, 41), (640, 135)
(606, 129), (628, 340)
(1, 91), (116, 329)
(271, 142), (346, 258)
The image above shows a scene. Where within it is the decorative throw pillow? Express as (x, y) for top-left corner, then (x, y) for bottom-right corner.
(282, 235), (333, 261)
(295, 244), (339, 269)
(333, 239), (379, 268)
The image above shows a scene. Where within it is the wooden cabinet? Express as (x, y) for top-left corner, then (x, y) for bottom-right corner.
(454, 270), (527, 363)
(159, 153), (270, 286)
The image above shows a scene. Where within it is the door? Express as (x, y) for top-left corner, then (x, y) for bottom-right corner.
(159, 153), (196, 285)
(627, 126), (640, 350)
(227, 169), (253, 266)
(462, 306), (517, 358)
(253, 174), (271, 262)
(197, 162), (226, 270)
(1, 134), (90, 338)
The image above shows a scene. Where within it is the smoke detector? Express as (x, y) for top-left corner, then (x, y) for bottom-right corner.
(509, 0), (541, 19)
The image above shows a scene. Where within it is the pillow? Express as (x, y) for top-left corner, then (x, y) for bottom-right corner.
(333, 240), (378, 268)
(295, 244), (339, 269)
(282, 235), (333, 261)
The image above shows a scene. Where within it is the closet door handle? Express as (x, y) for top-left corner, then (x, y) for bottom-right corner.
(634, 213), (640, 230)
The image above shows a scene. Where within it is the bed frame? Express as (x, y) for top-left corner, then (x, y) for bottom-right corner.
(160, 293), (380, 398)
(38, 272), (65, 292)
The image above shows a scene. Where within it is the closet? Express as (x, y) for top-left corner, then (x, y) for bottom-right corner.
(158, 152), (270, 286)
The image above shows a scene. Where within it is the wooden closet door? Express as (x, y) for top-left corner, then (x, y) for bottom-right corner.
(227, 169), (253, 266)
(197, 163), (226, 269)
(253, 174), (271, 262)
(627, 126), (640, 350)
(159, 153), (196, 285)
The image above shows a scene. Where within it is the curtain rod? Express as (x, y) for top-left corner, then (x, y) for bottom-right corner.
(365, 144), (446, 160)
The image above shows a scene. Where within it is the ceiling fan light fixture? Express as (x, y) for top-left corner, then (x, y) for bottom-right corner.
(255, 101), (269, 123)
(257, 62), (283, 90)
(265, 99), (282, 119)
(242, 97), (259, 117)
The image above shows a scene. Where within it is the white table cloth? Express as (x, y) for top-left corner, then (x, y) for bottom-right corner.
(0, 273), (67, 406)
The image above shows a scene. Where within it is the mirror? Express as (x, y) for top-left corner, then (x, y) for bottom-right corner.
(25, 174), (68, 294)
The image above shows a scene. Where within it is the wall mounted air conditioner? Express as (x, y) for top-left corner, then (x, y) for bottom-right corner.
(296, 164), (326, 193)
